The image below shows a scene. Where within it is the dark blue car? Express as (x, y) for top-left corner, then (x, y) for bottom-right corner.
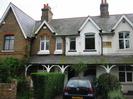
(63, 77), (95, 99)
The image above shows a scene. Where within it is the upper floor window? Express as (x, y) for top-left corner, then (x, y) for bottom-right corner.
(85, 33), (95, 50)
(69, 37), (76, 51)
(56, 37), (62, 50)
(119, 66), (133, 82)
(4, 35), (15, 50)
(119, 31), (130, 49)
(40, 36), (49, 51)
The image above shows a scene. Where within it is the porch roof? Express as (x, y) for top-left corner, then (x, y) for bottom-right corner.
(29, 55), (133, 65)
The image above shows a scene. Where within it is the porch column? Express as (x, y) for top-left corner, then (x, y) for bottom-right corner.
(100, 65), (116, 73)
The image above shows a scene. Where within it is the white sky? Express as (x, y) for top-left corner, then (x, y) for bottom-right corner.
(0, 0), (133, 20)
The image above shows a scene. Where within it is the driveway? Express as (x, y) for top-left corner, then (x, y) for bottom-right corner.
(55, 95), (133, 99)
(55, 95), (62, 99)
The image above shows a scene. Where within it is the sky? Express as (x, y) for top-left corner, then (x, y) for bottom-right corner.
(0, 0), (133, 20)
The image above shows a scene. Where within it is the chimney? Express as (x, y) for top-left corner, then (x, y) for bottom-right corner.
(41, 4), (53, 22)
(100, 0), (109, 17)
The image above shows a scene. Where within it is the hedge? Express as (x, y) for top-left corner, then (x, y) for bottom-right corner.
(32, 72), (65, 99)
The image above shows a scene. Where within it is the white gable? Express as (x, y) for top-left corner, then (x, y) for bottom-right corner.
(78, 16), (101, 32)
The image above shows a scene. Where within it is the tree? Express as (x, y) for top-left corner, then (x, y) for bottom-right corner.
(71, 62), (88, 76)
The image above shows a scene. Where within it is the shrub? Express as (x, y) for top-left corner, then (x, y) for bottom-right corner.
(108, 89), (125, 99)
(0, 57), (25, 83)
(32, 72), (65, 99)
(95, 73), (121, 99)
(17, 78), (32, 99)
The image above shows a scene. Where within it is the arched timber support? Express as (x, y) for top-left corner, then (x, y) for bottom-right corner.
(100, 65), (116, 73)
(25, 64), (70, 77)
(50, 65), (70, 73)
(25, 64), (48, 77)
(25, 64), (32, 77)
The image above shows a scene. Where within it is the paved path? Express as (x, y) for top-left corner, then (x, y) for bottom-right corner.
(125, 95), (133, 99)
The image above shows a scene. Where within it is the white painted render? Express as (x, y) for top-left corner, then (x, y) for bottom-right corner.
(65, 16), (133, 56)
(66, 20), (101, 56)
(102, 20), (133, 55)
(112, 20), (133, 55)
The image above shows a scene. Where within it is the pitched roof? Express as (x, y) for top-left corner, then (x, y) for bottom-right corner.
(0, 3), (35, 38)
(49, 14), (133, 35)
(29, 55), (133, 64)
(2, 3), (133, 37)
(49, 17), (86, 35)
(35, 20), (55, 34)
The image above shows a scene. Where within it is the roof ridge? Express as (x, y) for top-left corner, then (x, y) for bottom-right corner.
(52, 16), (87, 20)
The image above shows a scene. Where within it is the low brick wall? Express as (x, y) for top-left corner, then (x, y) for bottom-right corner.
(0, 80), (17, 99)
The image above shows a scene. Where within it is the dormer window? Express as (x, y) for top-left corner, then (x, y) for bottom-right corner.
(119, 31), (130, 49)
(84, 33), (95, 51)
(40, 36), (49, 51)
(38, 36), (50, 54)
(4, 35), (15, 51)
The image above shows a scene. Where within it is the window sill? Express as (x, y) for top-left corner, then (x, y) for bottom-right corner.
(121, 82), (133, 85)
(68, 50), (77, 52)
(83, 49), (96, 52)
(37, 50), (50, 55)
(1, 50), (14, 52)
(54, 50), (63, 54)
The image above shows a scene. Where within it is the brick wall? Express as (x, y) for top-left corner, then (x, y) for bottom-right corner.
(0, 8), (29, 60)
(0, 80), (17, 99)
(31, 24), (56, 55)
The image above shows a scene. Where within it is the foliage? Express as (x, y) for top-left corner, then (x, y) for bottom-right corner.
(71, 62), (88, 76)
(32, 72), (65, 99)
(108, 89), (125, 99)
(17, 77), (33, 99)
(95, 73), (121, 99)
(0, 57), (26, 83)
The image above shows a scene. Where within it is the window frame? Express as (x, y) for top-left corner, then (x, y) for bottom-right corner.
(84, 33), (96, 51)
(119, 31), (130, 49)
(3, 35), (15, 51)
(40, 36), (50, 51)
(56, 37), (62, 50)
(119, 65), (133, 83)
(69, 37), (76, 52)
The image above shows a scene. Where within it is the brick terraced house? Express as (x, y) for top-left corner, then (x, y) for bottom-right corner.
(0, 0), (133, 94)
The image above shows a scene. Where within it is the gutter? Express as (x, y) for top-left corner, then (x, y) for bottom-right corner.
(99, 30), (103, 56)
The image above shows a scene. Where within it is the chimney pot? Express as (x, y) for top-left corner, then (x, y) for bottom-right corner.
(100, 0), (109, 17)
(41, 3), (53, 22)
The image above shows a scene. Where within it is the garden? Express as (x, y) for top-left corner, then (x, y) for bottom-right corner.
(0, 58), (125, 99)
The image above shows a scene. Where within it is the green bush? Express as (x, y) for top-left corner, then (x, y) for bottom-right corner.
(32, 72), (65, 99)
(17, 78), (32, 99)
(108, 89), (125, 99)
(95, 73), (121, 99)
(0, 57), (25, 83)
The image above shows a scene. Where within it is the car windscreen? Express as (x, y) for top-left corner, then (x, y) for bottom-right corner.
(67, 79), (91, 88)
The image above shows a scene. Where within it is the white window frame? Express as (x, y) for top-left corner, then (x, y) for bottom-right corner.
(54, 37), (63, 54)
(119, 31), (130, 49)
(56, 37), (62, 50)
(84, 33), (96, 51)
(38, 36), (50, 54)
(69, 37), (76, 51)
